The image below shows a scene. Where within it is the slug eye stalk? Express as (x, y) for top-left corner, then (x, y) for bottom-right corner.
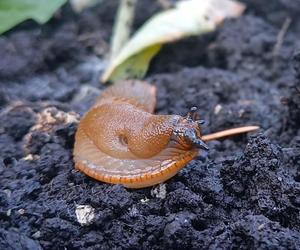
(185, 106), (205, 129)
(186, 106), (199, 121)
(197, 120), (205, 125)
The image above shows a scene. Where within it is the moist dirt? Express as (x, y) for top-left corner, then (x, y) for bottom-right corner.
(0, 0), (300, 249)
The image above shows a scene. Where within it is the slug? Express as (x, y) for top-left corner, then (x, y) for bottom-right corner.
(74, 80), (259, 188)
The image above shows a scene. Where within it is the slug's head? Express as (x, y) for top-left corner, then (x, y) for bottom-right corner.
(171, 107), (209, 151)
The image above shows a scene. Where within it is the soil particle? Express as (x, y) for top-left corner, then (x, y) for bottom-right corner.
(0, 228), (42, 250)
(210, 215), (300, 249)
(240, 0), (300, 33)
(221, 134), (300, 230)
(163, 212), (199, 249)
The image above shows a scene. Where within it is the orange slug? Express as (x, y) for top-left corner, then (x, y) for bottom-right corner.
(73, 80), (259, 188)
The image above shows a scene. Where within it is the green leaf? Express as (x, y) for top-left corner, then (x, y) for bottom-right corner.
(105, 44), (162, 82)
(102, 0), (245, 83)
(0, 0), (67, 35)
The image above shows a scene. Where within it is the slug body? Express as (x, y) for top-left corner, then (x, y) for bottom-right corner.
(74, 80), (258, 188)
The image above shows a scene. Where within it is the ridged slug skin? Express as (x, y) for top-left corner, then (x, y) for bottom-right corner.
(74, 80), (204, 188)
(74, 80), (259, 188)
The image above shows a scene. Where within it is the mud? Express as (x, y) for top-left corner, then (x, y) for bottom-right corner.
(0, 0), (300, 249)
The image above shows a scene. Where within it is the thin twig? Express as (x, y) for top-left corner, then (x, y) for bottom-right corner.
(201, 126), (259, 142)
(273, 17), (292, 58)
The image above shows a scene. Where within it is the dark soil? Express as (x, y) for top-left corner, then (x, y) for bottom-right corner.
(1, 0), (300, 249)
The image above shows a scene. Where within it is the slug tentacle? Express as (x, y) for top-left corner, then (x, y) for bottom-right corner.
(183, 129), (209, 150)
(74, 80), (259, 188)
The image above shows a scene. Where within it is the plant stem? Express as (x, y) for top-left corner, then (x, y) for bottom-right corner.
(110, 0), (137, 60)
(202, 126), (259, 142)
